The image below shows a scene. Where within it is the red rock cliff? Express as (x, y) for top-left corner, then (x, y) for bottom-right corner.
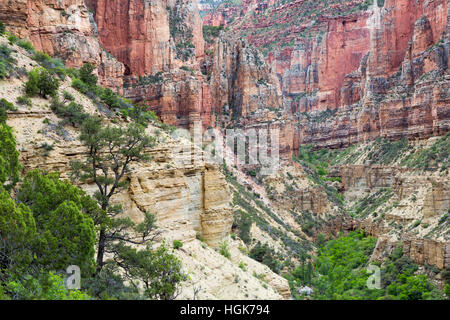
(85, 0), (214, 129)
(204, 0), (450, 150)
(0, 0), (125, 91)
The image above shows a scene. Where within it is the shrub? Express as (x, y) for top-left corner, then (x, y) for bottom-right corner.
(249, 242), (282, 274)
(0, 44), (15, 79)
(8, 35), (18, 45)
(17, 40), (35, 53)
(100, 88), (121, 108)
(173, 240), (183, 250)
(25, 68), (60, 98)
(0, 22), (5, 35)
(0, 98), (15, 123)
(16, 95), (32, 107)
(72, 78), (89, 94)
(238, 261), (247, 271)
(79, 63), (98, 87)
(219, 241), (231, 259)
(63, 90), (75, 101)
(129, 105), (158, 127)
(50, 98), (88, 127)
(24, 69), (40, 96)
(235, 210), (252, 244)
(120, 108), (129, 119)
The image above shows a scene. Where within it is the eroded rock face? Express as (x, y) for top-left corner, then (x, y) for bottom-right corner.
(116, 158), (233, 248)
(371, 235), (450, 270)
(296, 0), (449, 149)
(211, 35), (282, 118)
(0, 0), (125, 90)
(332, 163), (449, 269)
(204, 0), (450, 151)
(85, 0), (216, 129)
(210, 34), (295, 160)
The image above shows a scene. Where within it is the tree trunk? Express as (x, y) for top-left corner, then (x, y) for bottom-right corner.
(96, 227), (106, 274)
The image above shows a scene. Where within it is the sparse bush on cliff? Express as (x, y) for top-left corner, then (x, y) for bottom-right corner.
(219, 241), (231, 259)
(0, 22), (5, 35)
(233, 210), (252, 245)
(79, 63), (98, 87)
(25, 68), (60, 98)
(173, 240), (183, 250)
(0, 44), (16, 79)
(50, 98), (89, 127)
(203, 25), (224, 44)
(113, 243), (187, 300)
(17, 39), (35, 53)
(16, 95), (32, 107)
(0, 99), (20, 190)
(249, 242), (282, 274)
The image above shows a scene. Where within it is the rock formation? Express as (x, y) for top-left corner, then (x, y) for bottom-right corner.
(203, 0), (450, 150)
(0, 0), (125, 90)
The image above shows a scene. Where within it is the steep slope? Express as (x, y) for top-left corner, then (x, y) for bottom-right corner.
(0, 35), (290, 299)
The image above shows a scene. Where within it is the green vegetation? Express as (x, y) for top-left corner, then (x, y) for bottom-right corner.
(50, 98), (89, 127)
(0, 99), (20, 190)
(173, 240), (183, 250)
(286, 231), (445, 300)
(25, 68), (60, 98)
(70, 115), (156, 273)
(16, 95), (32, 107)
(0, 45), (186, 300)
(293, 147), (344, 207)
(349, 188), (394, 218)
(401, 133), (449, 171)
(16, 170), (97, 275)
(233, 210), (252, 244)
(219, 241), (231, 259)
(203, 25), (224, 44)
(249, 242), (283, 274)
(365, 137), (409, 165)
(0, 43), (17, 79)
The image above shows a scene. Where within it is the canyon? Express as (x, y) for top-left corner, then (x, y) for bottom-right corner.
(0, 0), (449, 299)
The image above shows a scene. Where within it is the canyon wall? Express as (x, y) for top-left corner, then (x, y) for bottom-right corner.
(85, 0), (216, 130)
(332, 163), (449, 269)
(204, 0), (450, 150)
(0, 0), (125, 90)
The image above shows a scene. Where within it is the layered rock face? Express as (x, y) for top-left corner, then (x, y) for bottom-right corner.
(0, 0), (125, 90)
(204, 0), (450, 150)
(85, 0), (216, 129)
(211, 35), (282, 117)
(331, 163), (449, 269)
(210, 34), (295, 160)
(371, 235), (449, 270)
(86, 0), (205, 76)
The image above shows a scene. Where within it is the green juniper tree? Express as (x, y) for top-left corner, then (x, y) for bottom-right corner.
(70, 116), (157, 273)
(113, 243), (187, 300)
(16, 170), (97, 275)
(79, 63), (98, 87)
(25, 68), (59, 98)
(0, 99), (20, 191)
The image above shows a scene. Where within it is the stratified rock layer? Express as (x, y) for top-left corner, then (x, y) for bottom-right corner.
(204, 0), (450, 150)
(0, 0), (125, 90)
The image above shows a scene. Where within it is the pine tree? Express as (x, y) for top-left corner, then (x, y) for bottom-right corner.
(70, 116), (157, 273)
